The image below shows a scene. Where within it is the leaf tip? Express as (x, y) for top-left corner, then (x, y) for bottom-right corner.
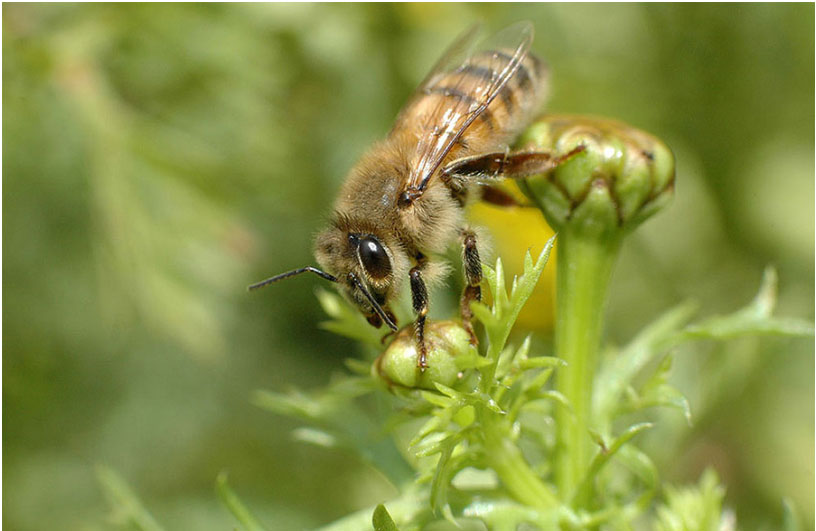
(373, 503), (399, 531)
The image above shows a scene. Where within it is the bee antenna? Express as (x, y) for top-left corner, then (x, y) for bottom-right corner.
(348, 272), (398, 331)
(248, 266), (338, 291)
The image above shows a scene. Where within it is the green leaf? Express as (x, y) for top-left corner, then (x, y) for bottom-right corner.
(619, 354), (692, 424)
(654, 468), (727, 531)
(518, 356), (566, 370)
(593, 302), (697, 429)
(96, 465), (166, 531)
(525, 368), (557, 392)
(413, 415), (454, 448)
(681, 315), (814, 339)
(469, 300), (496, 325)
(345, 357), (373, 375)
(478, 393), (505, 414)
(676, 268), (814, 340)
(595, 268), (811, 434)
(530, 390), (571, 411)
(317, 488), (426, 531)
(420, 390), (456, 408)
(459, 498), (560, 530)
(430, 437), (458, 519)
(316, 288), (386, 348)
(640, 383), (692, 424)
(616, 445), (659, 511)
(495, 344), (519, 381)
(252, 376), (374, 422)
(216, 472), (268, 531)
(478, 241), (555, 335)
(572, 423), (653, 506)
(292, 427), (339, 448)
(253, 377), (415, 486)
(253, 389), (323, 421)
(372, 504), (399, 531)
(434, 382), (464, 399)
(476, 238), (556, 392)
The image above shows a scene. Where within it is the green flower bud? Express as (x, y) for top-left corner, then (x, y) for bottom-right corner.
(516, 115), (675, 236)
(373, 321), (478, 390)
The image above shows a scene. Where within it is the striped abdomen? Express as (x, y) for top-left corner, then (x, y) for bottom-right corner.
(395, 49), (549, 159)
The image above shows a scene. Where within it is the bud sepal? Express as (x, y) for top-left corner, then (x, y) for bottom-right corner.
(516, 115), (675, 236)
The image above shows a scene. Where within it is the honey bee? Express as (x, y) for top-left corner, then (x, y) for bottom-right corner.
(251, 22), (583, 368)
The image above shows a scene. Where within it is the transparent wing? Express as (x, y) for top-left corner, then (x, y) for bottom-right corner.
(399, 22), (534, 196)
(393, 23), (482, 125)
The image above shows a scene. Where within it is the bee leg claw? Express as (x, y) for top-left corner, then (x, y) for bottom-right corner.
(463, 318), (479, 346)
(380, 330), (397, 344)
(417, 348), (428, 372)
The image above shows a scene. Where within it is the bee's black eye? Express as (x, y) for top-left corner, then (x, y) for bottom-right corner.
(358, 236), (391, 280)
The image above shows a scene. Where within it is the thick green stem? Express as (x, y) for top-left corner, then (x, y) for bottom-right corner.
(553, 226), (621, 503)
(479, 407), (559, 510)
(518, 114), (674, 507)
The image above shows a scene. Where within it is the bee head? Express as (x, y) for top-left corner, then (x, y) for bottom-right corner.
(313, 220), (403, 331)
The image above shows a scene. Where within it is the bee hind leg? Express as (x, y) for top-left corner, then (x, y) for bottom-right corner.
(460, 229), (482, 345)
(409, 265), (429, 370)
(442, 144), (587, 182)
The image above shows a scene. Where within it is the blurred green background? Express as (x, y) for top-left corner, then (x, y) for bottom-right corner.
(3, 3), (813, 529)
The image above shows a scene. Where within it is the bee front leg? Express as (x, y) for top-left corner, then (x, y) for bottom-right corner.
(409, 265), (429, 370)
(460, 229), (482, 345)
(442, 144), (587, 182)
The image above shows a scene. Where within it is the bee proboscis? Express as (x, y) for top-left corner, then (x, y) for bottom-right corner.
(251, 22), (583, 368)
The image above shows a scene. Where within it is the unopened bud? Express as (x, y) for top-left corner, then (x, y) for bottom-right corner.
(373, 321), (478, 390)
(516, 115), (675, 236)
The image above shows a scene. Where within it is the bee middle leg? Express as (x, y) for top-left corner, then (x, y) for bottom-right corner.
(442, 144), (587, 182)
(460, 229), (482, 345)
(409, 264), (429, 370)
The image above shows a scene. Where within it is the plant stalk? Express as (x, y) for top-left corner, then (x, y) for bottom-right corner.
(479, 407), (559, 510)
(553, 225), (622, 503)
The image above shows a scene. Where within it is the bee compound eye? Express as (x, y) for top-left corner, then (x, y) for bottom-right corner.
(358, 237), (392, 280)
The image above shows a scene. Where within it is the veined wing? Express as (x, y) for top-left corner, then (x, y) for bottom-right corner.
(392, 23), (482, 127)
(397, 22), (535, 200)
